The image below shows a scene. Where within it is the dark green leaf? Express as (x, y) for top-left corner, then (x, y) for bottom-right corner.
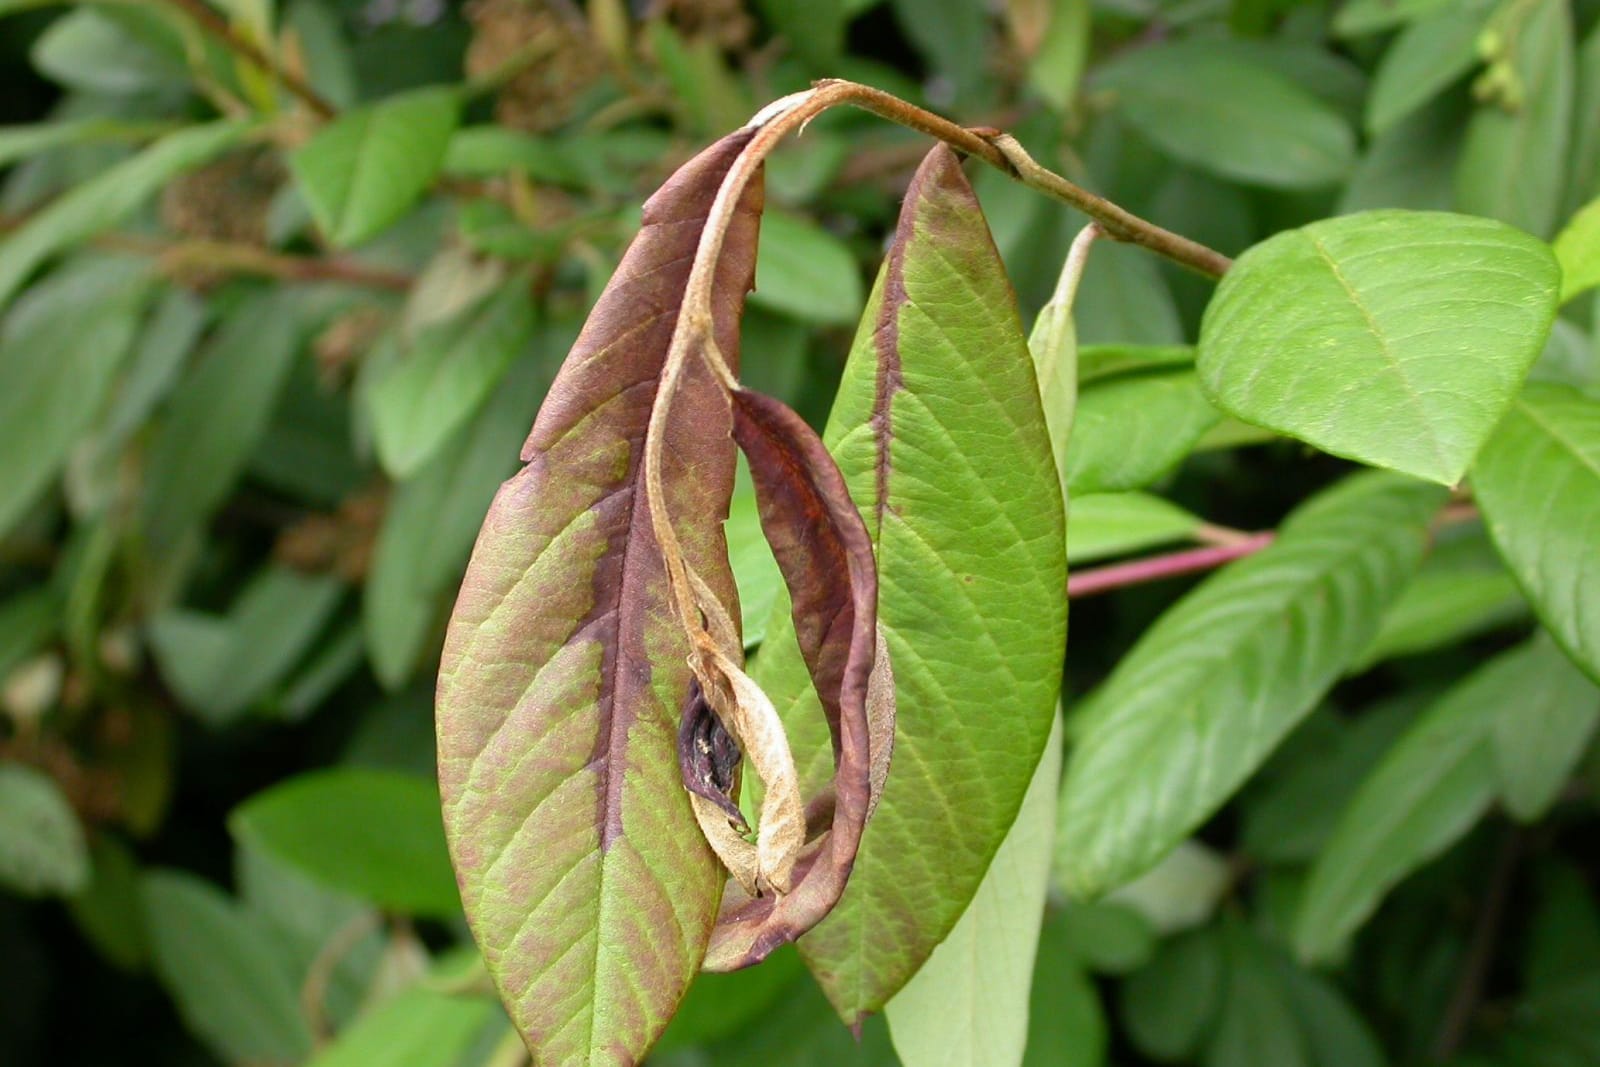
(1122, 927), (1224, 1061)
(1094, 40), (1356, 189)
(0, 761), (88, 897)
(1058, 473), (1444, 897)
(231, 768), (458, 918)
(1366, 3), (1490, 134)
(1199, 210), (1560, 484)
(1204, 925), (1310, 1067)
(1023, 914), (1107, 1067)
(1489, 635), (1600, 821)
(142, 869), (312, 1065)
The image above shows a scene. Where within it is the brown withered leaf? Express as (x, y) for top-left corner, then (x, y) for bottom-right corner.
(701, 387), (890, 972)
(435, 129), (762, 1064)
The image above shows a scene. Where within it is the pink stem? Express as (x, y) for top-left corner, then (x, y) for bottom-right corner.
(1067, 531), (1276, 599)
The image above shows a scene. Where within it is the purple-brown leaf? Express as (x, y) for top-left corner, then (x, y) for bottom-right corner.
(701, 387), (889, 971)
(435, 130), (762, 1065)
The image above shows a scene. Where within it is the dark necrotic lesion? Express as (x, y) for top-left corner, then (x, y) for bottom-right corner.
(677, 679), (748, 833)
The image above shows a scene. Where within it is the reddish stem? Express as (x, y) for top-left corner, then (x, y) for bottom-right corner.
(1067, 531), (1276, 599)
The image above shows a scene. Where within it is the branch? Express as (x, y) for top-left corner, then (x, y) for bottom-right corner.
(161, 0), (337, 119)
(1067, 533), (1276, 599)
(98, 232), (413, 291)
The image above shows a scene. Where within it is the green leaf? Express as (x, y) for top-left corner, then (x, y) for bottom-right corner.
(1101, 840), (1232, 935)
(0, 121), (245, 312)
(726, 460), (783, 649)
(889, 0), (989, 99)
(1340, 94), (1466, 213)
(142, 869), (312, 1065)
(1333, 0), (1452, 36)
(1067, 492), (1202, 564)
(1276, 959), (1387, 1067)
(368, 278), (536, 478)
(758, 146), (1067, 1020)
(305, 986), (494, 1067)
(1058, 473), (1444, 897)
(1064, 352), (1219, 494)
(1052, 899), (1156, 975)
(1554, 196), (1600, 303)
(231, 768), (458, 918)
(1490, 635), (1600, 821)
(139, 289), (306, 559)
(67, 836), (147, 971)
(751, 210), (864, 326)
(1293, 638), (1551, 961)
(1472, 383), (1600, 681)
(1199, 210), (1561, 484)
(1093, 40), (1356, 189)
(290, 87), (459, 246)
(885, 714), (1064, 1067)
(0, 117), (175, 169)
(1457, 0), (1573, 238)
(1027, 0), (1091, 110)
(0, 761), (89, 897)
(1022, 916), (1107, 1067)
(148, 566), (344, 725)
(365, 349), (546, 687)
(1366, 2), (1490, 134)
(657, 947), (808, 1053)
(1354, 526), (1527, 669)
(30, 8), (188, 95)
(0, 257), (152, 540)
(0, 589), (59, 681)
(1204, 924), (1310, 1067)
(1122, 927), (1224, 1061)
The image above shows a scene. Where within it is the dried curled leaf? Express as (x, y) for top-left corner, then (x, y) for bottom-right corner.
(701, 387), (891, 971)
(435, 129), (762, 1064)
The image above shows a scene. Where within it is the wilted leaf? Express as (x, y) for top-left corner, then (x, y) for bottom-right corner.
(290, 87), (460, 246)
(1199, 210), (1560, 485)
(436, 130), (762, 1064)
(1473, 383), (1600, 681)
(755, 145), (1067, 1020)
(1058, 473), (1443, 898)
(231, 768), (459, 917)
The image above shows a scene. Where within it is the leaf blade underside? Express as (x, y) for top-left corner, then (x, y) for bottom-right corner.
(436, 130), (762, 1065)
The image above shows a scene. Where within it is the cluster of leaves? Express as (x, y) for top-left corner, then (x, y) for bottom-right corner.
(0, 0), (1598, 1066)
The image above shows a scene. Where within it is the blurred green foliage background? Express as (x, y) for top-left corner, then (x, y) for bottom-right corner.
(1, 0), (1598, 1064)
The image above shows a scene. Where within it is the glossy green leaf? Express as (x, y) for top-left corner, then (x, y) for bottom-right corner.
(751, 210), (863, 326)
(305, 986), (494, 1067)
(1058, 473), (1444, 897)
(142, 870), (312, 1065)
(1365, 2), (1490, 134)
(1122, 927), (1224, 1061)
(757, 146), (1067, 1020)
(365, 350), (546, 687)
(1554, 196), (1600, 303)
(291, 87), (459, 246)
(1490, 636), (1600, 821)
(1456, 0), (1574, 238)
(139, 290), (306, 559)
(369, 277), (535, 478)
(1354, 526), (1527, 668)
(1093, 40), (1355, 189)
(1199, 210), (1561, 484)
(0, 257), (152, 540)
(147, 566), (344, 725)
(1065, 356), (1219, 494)
(1066, 492), (1202, 564)
(1294, 637), (1553, 961)
(231, 768), (458, 917)
(1473, 383), (1600, 681)
(885, 714), (1064, 1067)
(0, 761), (89, 897)
(0, 121), (244, 311)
